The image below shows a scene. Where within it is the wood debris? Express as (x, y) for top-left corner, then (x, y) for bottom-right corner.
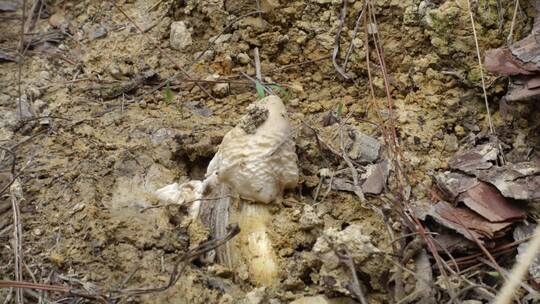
(484, 0), (540, 102)
(448, 143), (540, 200)
(426, 201), (513, 243)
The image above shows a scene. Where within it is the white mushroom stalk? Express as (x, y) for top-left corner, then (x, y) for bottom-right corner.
(156, 95), (299, 286)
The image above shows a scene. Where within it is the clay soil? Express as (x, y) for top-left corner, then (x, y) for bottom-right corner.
(1, 0), (539, 303)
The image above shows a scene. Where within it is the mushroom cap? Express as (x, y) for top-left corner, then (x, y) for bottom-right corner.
(206, 95), (299, 203)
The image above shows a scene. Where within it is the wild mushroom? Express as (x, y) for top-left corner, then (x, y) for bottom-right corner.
(156, 95), (299, 286)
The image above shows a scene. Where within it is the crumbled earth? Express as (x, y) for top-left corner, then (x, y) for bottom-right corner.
(1, 0), (539, 303)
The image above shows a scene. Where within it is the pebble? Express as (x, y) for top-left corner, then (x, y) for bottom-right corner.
(86, 23), (107, 40)
(212, 83), (229, 97)
(245, 287), (266, 304)
(454, 125), (465, 137)
(349, 131), (381, 163)
(49, 12), (68, 29)
(444, 134), (459, 152)
(170, 21), (192, 50)
(291, 296), (356, 304)
(210, 33), (232, 45)
(237, 53), (250, 64)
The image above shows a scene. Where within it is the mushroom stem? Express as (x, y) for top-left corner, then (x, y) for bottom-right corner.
(232, 203), (278, 286)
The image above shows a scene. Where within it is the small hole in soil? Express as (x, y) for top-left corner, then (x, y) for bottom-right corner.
(186, 156), (213, 180)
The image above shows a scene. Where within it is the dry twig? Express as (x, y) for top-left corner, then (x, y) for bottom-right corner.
(10, 179), (24, 304)
(493, 225), (540, 304)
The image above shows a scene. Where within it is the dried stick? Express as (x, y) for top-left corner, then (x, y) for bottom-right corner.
(109, 224), (240, 297)
(493, 225), (540, 304)
(10, 179), (24, 304)
(254, 47), (262, 83)
(335, 245), (368, 304)
(343, 3), (367, 70)
(338, 126), (365, 202)
(465, 0), (500, 162)
(24, 0), (42, 40)
(17, 0), (27, 120)
(332, 0), (352, 80)
(507, 0), (520, 44)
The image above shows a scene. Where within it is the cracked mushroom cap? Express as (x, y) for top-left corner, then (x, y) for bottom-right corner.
(206, 95), (299, 204)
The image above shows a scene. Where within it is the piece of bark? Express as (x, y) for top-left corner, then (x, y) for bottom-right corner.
(483, 0), (540, 102)
(360, 160), (389, 195)
(504, 76), (540, 102)
(427, 201), (512, 243)
(485, 48), (538, 76)
(436, 171), (479, 202)
(329, 160), (389, 195)
(510, 16), (540, 65)
(433, 231), (476, 254)
(448, 142), (498, 172)
(464, 161), (540, 201)
(457, 182), (526, 222)
(0, 1), (17, 11)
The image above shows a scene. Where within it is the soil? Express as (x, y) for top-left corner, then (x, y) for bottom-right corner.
(1, 0), (539, 303)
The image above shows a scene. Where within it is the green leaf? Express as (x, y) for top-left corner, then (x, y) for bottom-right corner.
(255, 81), (265, 99)
(487, 271), (501, 279)
(164, 82), (174, 104)
(336, 102), (344, 120)
(269, 84), (288, 97)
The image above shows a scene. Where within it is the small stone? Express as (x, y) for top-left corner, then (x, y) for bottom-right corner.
(86, 24), (107, 40)
(26, 86), (42, 100)
(194, 50), (215, 61)
(32, 228), (43, 236)
(454, 125), (465, 137)
(348, 131), (381, 163)
(444, 134), (459, 152)
(210, 33), (232, 44)
(212, 83), (230, 98)
(245, 287), (266, 304)
(49, 252), (65, 266)
(49, 12), (68, 29)
(299, 204), (322, 229)
(108, 63), (123, 79)
(170, 21), (192, 50)
(237, 53), (250, 64)
(32, 99), (48, 114)
(39, 71), (51, 81)
(19, 95), (34, 119)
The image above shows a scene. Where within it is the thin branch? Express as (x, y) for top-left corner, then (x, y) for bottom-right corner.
(17, 0), (27, 120)
(332, 0), (352, 80)
(493, 225), (540, 304)
(10, 179), (24, 304)
(343, 3), (367, 70)
(464, 0), (497, 140)
(507, 0), (520, 44)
